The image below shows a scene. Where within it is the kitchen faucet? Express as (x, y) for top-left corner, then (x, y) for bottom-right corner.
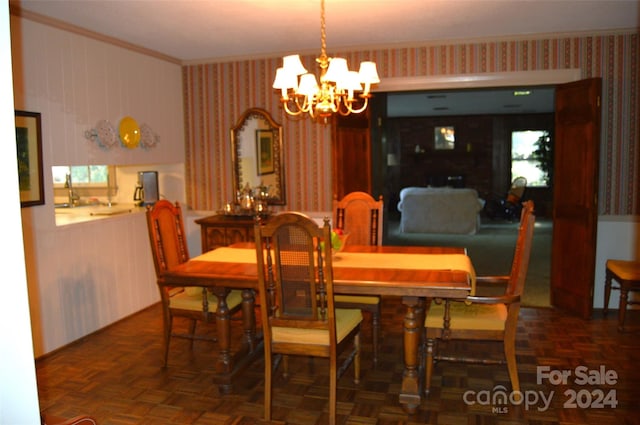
(65, 173), (79, 207)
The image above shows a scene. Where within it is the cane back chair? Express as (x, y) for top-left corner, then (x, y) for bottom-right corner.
(146, 200), (243, 366)
(255, 212), (362, 425)
(333, 191), (383, 364)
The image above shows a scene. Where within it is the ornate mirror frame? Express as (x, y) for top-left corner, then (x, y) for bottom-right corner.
(231, 108), (286, 205)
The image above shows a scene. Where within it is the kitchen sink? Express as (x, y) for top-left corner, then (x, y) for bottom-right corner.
(89, 206), (132, 216)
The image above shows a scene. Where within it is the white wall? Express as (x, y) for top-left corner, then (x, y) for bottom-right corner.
(1, 2), (41, 422)
(10, 17), (184, 167)
(11, 14), (186, 356)
(594, 216), (640, 309)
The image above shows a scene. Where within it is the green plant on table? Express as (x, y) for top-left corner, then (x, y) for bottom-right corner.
(320, 229), (347, 253)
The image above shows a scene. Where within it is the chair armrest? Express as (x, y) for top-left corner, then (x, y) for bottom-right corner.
(464, 294), (520, 305)
(475, 275), (510, 285)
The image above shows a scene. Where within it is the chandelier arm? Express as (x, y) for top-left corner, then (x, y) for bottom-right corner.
(308, 105), (317, 119)
(344, 97), (370, 115)
(282, 99), (304, 116)
(337, 107), (350, 116)
(334, 95), (348, 115)
(333, 96), (351, 116)
(295, 95), (314, 114)
(336, 97), (353, 116)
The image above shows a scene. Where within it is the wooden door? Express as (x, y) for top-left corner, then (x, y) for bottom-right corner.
(332, 113), (372, 199)
(550, 78), (601, 319)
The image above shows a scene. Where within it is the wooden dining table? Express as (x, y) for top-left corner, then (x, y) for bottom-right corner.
(160, 243), (474, 413)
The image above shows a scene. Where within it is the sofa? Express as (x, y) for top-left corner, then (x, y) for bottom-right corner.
(397, 187), (485, 234)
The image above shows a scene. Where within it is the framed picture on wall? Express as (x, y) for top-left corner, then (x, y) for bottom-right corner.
(434, 126), (455, 150)
(15, 110), (44, 207)
(256, 129), (275, 176)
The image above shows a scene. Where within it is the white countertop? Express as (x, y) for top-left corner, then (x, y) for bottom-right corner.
(54, 203), (146, 226)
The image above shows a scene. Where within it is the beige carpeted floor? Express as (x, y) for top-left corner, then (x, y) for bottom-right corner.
(385, 217), (552, 307)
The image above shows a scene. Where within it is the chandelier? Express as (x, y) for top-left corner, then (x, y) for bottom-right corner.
(272, 0), (380, 122)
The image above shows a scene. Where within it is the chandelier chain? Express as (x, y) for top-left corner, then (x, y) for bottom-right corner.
(317, 0), (328, 69)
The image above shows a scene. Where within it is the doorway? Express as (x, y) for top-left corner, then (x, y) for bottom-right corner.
(365, 71), (579, 309)
(363, 74), (600, 315)
(336, 69), (600, 311)
(375, 92), (554, 307)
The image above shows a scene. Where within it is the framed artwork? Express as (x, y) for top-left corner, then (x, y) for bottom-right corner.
(434, 126), (455, 150)
(15, 110), (44, 207)
(256, 129), (275, 175)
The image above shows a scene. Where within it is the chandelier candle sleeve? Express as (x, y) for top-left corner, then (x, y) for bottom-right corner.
(272, 0), (380, 120)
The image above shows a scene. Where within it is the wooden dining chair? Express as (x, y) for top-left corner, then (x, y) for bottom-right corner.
(333, 192), (384, 246)
(603, 259), (640, 331)
(423, 200), (535, 396)
(254, 212), (362, 425)
(146, 200), (243, 366)
(333, 191), (383, 364)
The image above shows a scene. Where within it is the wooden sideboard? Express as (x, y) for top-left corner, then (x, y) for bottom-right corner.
(195, 214), (258, 252)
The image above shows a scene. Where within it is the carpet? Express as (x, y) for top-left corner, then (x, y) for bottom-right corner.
(385, 217), (552, 307)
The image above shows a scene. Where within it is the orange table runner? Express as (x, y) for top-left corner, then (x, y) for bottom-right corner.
(193, 247), (476, 294)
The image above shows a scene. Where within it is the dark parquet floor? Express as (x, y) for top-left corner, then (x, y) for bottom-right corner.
(36, 298), (640, 425)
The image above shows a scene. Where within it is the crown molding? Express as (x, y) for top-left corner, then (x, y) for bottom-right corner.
(9, 4), (181, 66)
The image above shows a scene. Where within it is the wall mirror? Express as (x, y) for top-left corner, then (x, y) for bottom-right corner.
(231, 108), (286, 205)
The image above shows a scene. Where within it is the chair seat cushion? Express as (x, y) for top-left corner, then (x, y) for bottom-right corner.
(334, 295), (380, 305)
(425, 301), (507, 331)
(607, 260), (640, 281)
(272, 308), (363, 345)
(184, 286), (205, 296)
(170, 288), (243, 312)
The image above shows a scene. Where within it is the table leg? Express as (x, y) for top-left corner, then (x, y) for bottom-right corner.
(241, 289), (257, 351)
(399, 296), (425, 414)
(210, 287), (263, 394)
(213, 290), (231, 368)
(211, 288), (232, 393)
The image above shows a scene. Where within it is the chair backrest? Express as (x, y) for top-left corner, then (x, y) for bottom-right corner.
(146, 200), (190, 277)
(505, 200), (535, 297)
(506, 176), (527, 204)
(333, 191), (384, 246)
(255, 212), (336, 339)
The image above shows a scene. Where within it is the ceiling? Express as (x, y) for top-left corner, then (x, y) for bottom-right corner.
(10, 0), (638, 115)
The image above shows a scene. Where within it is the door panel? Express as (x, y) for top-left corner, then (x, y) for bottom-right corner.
(332, 113), (372, 199)
(550, 78), (601, 319)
